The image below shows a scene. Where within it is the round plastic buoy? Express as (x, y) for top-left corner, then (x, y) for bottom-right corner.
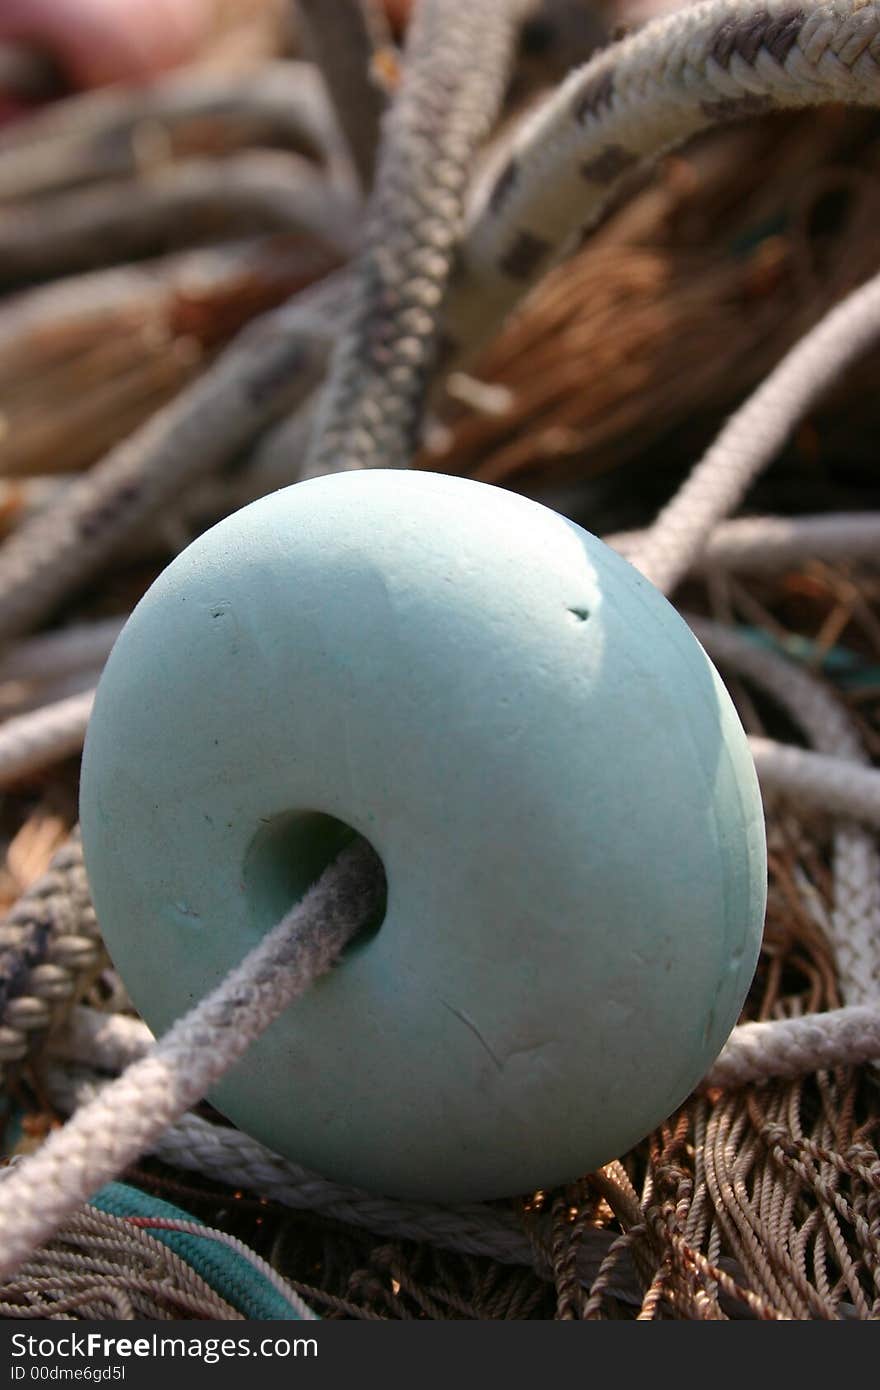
(80, 470), (766, 1201)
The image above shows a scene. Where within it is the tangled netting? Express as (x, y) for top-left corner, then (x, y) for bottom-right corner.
(0, 0), (878, 1320)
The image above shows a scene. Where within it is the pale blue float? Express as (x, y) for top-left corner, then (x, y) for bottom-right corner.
(79, 470), (766, 1201)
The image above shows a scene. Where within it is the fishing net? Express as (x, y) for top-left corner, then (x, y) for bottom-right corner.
(0, 0), (877, 1320)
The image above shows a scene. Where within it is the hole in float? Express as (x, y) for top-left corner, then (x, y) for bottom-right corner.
(243, 811), (387, 955)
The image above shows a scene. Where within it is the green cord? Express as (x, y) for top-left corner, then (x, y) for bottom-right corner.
(739, 626), (880, 690)
(91, 1182), (317, 1321)
(4, 1110), (314, 1318)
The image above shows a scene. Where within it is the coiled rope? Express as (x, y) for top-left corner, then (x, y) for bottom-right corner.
(0, 0), (878, 1294)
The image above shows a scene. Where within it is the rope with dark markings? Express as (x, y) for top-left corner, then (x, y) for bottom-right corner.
(444, 0), (880, 363)
(304, 0), (528, 476)
(0, 833), (101, 1065)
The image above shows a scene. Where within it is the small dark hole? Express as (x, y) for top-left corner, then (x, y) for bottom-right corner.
(805, 187), (852, 241)
(520, 17), (555, 55)
(243, 811), (387, 956)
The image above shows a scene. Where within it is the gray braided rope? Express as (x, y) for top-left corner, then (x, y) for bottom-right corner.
(0, 62), (344, 201)
(0, 272), (345, 642)
(304, 0), (527, 477)
(296, 0), (389, 192)
(0, 689), (93, 788)
(0, 833), (101, 1066)
(45, 1060), (546, 1269)
(0, 152), (359, 288)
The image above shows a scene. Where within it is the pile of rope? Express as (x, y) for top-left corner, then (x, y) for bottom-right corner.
(0, 0), (878, 1319)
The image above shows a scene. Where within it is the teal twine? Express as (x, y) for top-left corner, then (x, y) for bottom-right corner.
(739, 626), (880, 690)
(4, 1108), (314, 1317)
(91, 1182), (317, 1321)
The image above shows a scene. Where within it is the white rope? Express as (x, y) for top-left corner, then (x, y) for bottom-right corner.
(304, 0), (525, 476)
(631, 268), (880, 592)
(0, 689), (94, 785)
(705, 1005), (880, 1087)
(691, 618), (880, 1007)
(0, 62), (346, 194)
(43, 1061), (645, 1303)
(54, 985), (880, 1093)
(0, 839), (382, 1281)
(750, 738), (880, 831)
(46, 1062), (549, 1269)
(0, 617), (124, 685)
(45, 992), (880, 1270)
(447, 0), (880, 357)
(607, 513), (880, 574)
(52, 1006), (151, 1074)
